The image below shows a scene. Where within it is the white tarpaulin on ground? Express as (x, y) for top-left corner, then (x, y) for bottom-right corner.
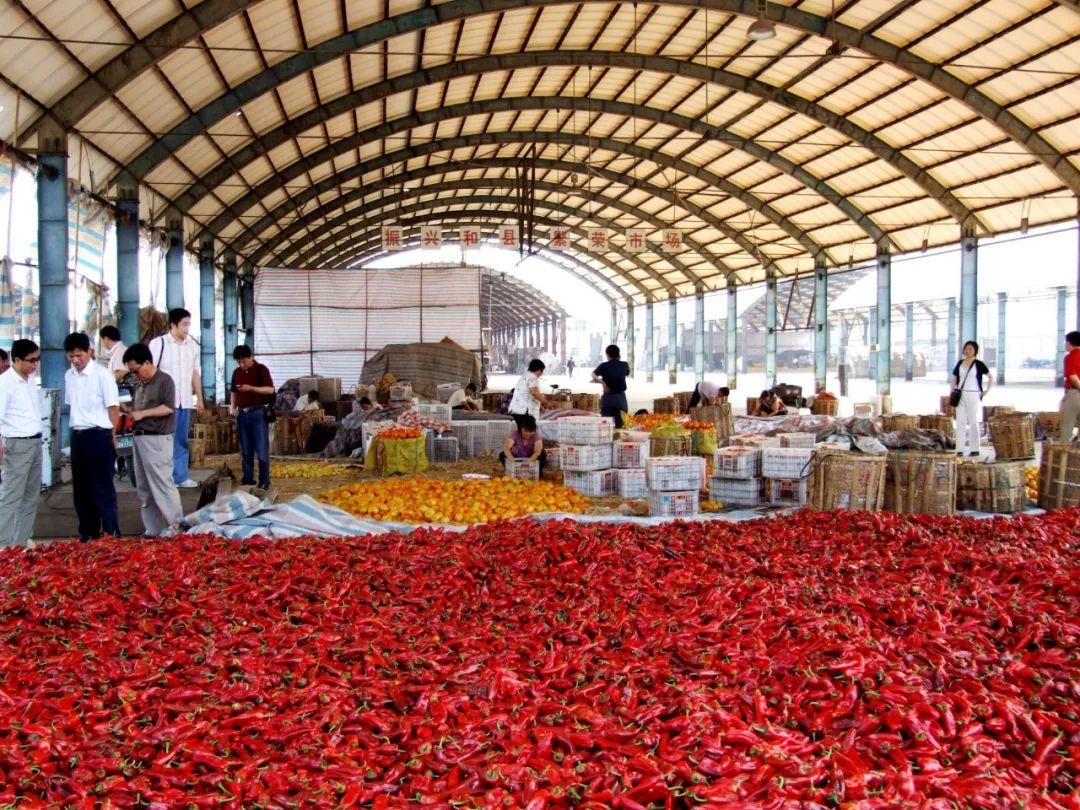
(254, 266), (482, 386)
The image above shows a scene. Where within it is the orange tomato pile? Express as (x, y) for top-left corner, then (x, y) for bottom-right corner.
(378, 427), (422, 440)
(685, 421), (717, 432)
(631, 413), (678, 431)
(320, 477), (590, 524)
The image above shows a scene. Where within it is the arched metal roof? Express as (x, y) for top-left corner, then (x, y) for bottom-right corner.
(2, 0), (1076, 302)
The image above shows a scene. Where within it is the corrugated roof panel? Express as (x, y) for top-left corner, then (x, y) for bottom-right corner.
(107, 0), (179, 40)
(311, 59), (350, 104)
(113, 71), (187, 133)
(32, 0), (127, 71)
(246, 0), (304, 69)
(201, 17), (263, 88)
(78, 100), (152, 164)
(158, 48), (227, 112)
(297, 0), (341, 45)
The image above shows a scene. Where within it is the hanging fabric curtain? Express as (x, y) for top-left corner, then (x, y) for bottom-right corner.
(82, 276), (102, 336)
(18, 266), (38, 341)
(0, 258), (15, 342)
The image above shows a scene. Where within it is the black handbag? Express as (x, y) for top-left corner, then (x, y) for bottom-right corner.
(950, 363), (975, 408)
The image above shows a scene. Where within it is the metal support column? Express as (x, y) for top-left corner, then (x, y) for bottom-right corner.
(626, 302), (636, 374)
(904, 303), (915, 382)
(223, 253), (238, 363)
(645, 300), (654, 383)
(876, 248), (892, 395)
(813, 259), (827, 393)
(610, 305), (618, 346)
(668, 296), (677, 385)
(115, 174), (140, 348)
(996, 292), (1006, 385)
(946, 298), (958, 380)
(694, 289), (705, 383)
(37, 123), (69, 433)
(726, 286), (737, 389)
(765, 275), (777, 389)
(960, 229), (978, 348)
(1056, 287), (1067, 387)
(559, 319), (567, 365)
(165, 211), (184, 312)
(199, 233), (216, 404)
(241, 280), (255, 349)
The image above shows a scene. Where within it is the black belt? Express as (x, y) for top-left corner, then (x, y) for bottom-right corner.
(132, 430), (167, 437)
(73, 426), (110, 432)
(7, 433), (41, 440)
(237, 405), (264, 413)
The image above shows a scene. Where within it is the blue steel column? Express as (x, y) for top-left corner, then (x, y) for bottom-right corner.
(960, 229), (978, 348)
(645, 300), (654, 383)
(946, 298), (958, 380)
(242, 280), (255, 349)
(223, 252), (238, 362)
(610, 304), (618, 345)
(765, 274), (777, 389)
(876, 248), (892, 395)
(904, 303), (915, 382)
(668, 296), (678, 385)
(165, 211), (184, 312)
(694, 288), (705, 383)
(37, 123), (69, 433)
(813, 259), (828, 393)
(626, 301), (635, 374)
(726, 286), (737, 389)
(199, 233), (216, 404)
(1056, 287), (1067, 387)
(115, 174), (140, 347)
(996, 292), (1006, 385)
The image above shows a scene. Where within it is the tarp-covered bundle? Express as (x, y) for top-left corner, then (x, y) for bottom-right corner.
(360, 339), (485, 401)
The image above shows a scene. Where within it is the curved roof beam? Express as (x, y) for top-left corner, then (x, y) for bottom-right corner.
(105, 0), (1077, 197)
(302, 205), (672, 302)
(229, 136), (781, 277)
(296, 193), (693, 293)
(173, 51), (973, 233)
(200, 102), (821, 261)
(481, 272), (569, 322)
(259, 176), (730, 286)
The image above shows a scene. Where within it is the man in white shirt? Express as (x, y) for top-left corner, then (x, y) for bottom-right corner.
(148, 308), (205, 488)
(448, 383), (480, 411)
(65, 332), (121, 541)
(99, 325), (128, 383)
(0, 339), (43, 547)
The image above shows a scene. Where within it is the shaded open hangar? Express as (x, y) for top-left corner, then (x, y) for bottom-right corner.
(0, 0), (1077, 398)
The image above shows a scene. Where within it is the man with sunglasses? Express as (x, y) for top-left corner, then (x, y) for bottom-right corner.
(0, 339), (43, 547)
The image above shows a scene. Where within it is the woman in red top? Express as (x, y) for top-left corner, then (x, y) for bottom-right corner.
(1061, 330), (1080, 443)
(499, 414), (547, 472)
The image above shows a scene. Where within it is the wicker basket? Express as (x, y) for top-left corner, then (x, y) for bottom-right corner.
(650, 435), (691, 456)
(1036, 411), (1061, 440)
(808, 452), (886, 512)
(983, 405), (1016, 421)
(746, 397), (759, 416)
(572, 393), (600, 413)
(918, 414), (955, 437)
(956, 460), (1026, 513)
(689, 403), (734, 440)
(988, 414), (1035, 460)
(884, 451), (957, 515)
(881, 414), (919, 432)
(653, 397), (679, 414)
(674, 392), (694, 413)
(811, 397), (839, 416)
(1038, 443), (1080, 510)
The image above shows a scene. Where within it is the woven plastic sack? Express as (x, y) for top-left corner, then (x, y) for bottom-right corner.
(365, 435), (429, 475)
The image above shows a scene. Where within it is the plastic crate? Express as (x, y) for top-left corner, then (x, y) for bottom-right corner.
(713, 447), (763, 479)
(729, 434), (782, 448)
(710, 477), (765, 508)
(389, 383), (413, 402)
(450, 421), (486, 459)
(430, 436), (460, 464)
(769, 477), (809, 506)
(505, 458), (539, 481)
(647, 456), (706, 491)
(436, 382), (462, 403)
(616, 468), (648, 498)
(557, 416), (615, 446)
(762, 447), (814, 479)
(648, 489), (700, 517)
(485, 420), (514, 454)
(560, 443), (613, 472)
(416, 403), (453, 423)
(563, 469), (617, 496)
(780, 432), (816, 449)
(613, 440), (650, 469)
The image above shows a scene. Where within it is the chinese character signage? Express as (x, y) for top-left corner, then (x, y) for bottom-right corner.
(550, 227), (570, 250)
(460, 226), (481, 248)
(624, 228), (647, 253)
(420, 226), (442, 248)
(661, 229), (684, 253)
(500, 224), (520, 249)
(587, 228), (609, 251)
(381, 225), (403, 251)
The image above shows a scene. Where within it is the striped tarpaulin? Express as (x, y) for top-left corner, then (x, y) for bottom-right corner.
(254, 266), (481, 389)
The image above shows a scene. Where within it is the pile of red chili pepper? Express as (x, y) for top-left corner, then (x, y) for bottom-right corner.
(1, 509), (1077, 807)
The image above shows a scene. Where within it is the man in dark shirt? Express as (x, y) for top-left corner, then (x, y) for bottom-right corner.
(123, 342), (183, 536)
(230, 345), (275, 490)
(592, 344), (632, 428)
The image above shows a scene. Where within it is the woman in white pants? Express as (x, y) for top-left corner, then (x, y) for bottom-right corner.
(951, 340), (993, 457)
